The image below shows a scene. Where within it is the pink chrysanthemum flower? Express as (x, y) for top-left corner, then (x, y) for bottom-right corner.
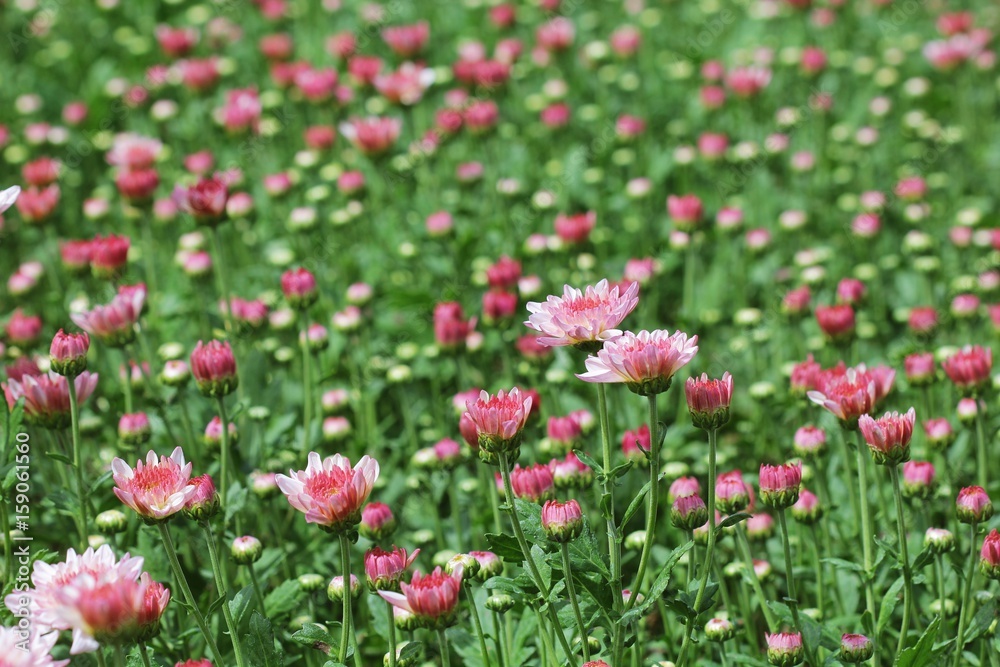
(859, 408), (915, 466)
(378, 566), (463, 629)
(53, 575), (146, 653)
(525, 279), (639, 351)
(578, 330), (698, 396)
(463, 387), (533, 460)
(112, 447), (197, 523)
(3, 372), (99, 430)
(807, 368), (877, 427)
(70, 286), (146, 347)
(364, 546), (420, 591)
(276, 452), (379, 532)
(0, 625), (69, 666)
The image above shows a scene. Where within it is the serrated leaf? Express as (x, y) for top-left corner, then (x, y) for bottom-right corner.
(481, 576), (525, 596)
(911, 546), (935, 571)
(229, 585), (254, 630)
(965, 598), (997, 642)
(264, 579), (301, 618)
(485, 533), (523, 562)
(877, 575), (906, 635)
(244, 611), (283, 667)
(291, 622), (334, 655)
(895, 617), (942, 667)
(822, 557), (865, 574)
(530, 544), (551, 591)
(514, 499), (545, 545)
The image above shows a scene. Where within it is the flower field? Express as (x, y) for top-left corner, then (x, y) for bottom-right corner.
(1, 0), (999, 665)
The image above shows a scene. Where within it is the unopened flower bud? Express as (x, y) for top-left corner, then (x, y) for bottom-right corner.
(469, 551), (503, 581)
(671, 494), (709, 531)
(486, 594), (516, 613)
(541, 499), (584, 543)
(232, 536), (263, 564)
(957, 486), (994, 524)
(705, 617), (736, 642)
(118, 412), (152, 446)
(327, 574), (360, 601)
(95, 509), (128, 535)
(184, 475), (221, 522)
(839, 633), (874, 664)
(359, 502), (396, 541)
(766, 632), (804, 666)
(445, 553), (481, 582)
(924, 527), (955, 554)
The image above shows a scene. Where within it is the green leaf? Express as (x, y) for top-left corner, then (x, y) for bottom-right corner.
(530, 544), (551, 591)
(398, 641), (423, 663)
(264, 579), (302, 618)
(291, 622), (335, 655)
(717, 512), (752, 532)
(822, 557), (864, 574)
(895, 617), (943, 667)
(861, 610), (875, 638)
(244, 611), (283, 667)
(485, 533), (523, 562)
(225, 482), (249, 523)
(965, 598), (997, 642)
(619, 479), (652, 534)
(911, 546), (935, 571)
(877, 575), (905, 636)
(481, 576), (525, 596)
(44, 451), (72, 465)
(229, 585), (254, 630)
(606, 460), (634, 481)
(619, 541), (693, 626)
(514, 499), (546, 545)
(572, 448), (602, 475)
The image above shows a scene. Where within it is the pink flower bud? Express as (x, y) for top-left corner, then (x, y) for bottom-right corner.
(957, 486), (994, 524)
(50, 329), (90, 377)
(541, 499), (584, 542)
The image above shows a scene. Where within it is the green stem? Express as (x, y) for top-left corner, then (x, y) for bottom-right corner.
(480, 464), (503, 534)
(68, 378), (88, 550)
(492, 610), (507, 667)
(596, 384), (624, 651)
(855, 432), (879, 666)
(0, 500), (12, 586)
(778, 509), (817, 667)
(300, 313), (313, 453)
(735, 525), (779, 632)
(138, 643), (153, 667)
(888, 466), (914, 653)
(113, 646), (126, 667)
(677, 427), (719, 667)
(203, 523), (247, 667)
(809, 525), (825, 616)
(211, 225), (235, 337)
(156, 523), (224, 663)
(121, 350), (134, 414)
(935, 556), (947, 635)
(338, 533), (354, 664)
(249, 562), (266, 611)
(464, 582), (492, 667)
(625, 394), (661, 612)
(385, 599), (398, 667)
(952, 523), (978, 667)
(438, 628), (451, 667)
(561, 543), (591, 661)
(217, 397), (232, 511)
(497, 452), (574, 662)
(96, 650), (108, 667)
(974, 409), (987, 490)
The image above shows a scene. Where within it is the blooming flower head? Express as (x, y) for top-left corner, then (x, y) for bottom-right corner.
(136, 572), (170, 641)
(685, 371), (732, 429)
(858, 408), (915, 466)
(941, 345), (992, 394)
(541, 499), (584, 542)
(53, 575), (147, 652)
(3, 372), (98, 429)
(378, 567), (463, 629)
(549, 451), (593, 489)
(70, 287), (145, 347)
(339, 117), (401, 155)
(463, 387), (533, 461)
(759, 462), (802, 509)
(807, 368), (877, 427)
(766, 632), (804, 666)
(525, 279), (639, 352)
(112, 447), (197, 523)
(276, 452), (379, 532)
(621, 424), (651, 463)
(578, 330), (698, 396)
(0, 625), (68, 666)
(3, 545), (147, 655)
(0, 185), (21, 215)
(365, 546), (419, 591)
(177, 176), (228, 225)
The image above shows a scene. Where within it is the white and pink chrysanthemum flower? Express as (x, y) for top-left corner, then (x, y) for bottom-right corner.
(525, 279), (639, 351)
(463, 388), (533, 458)
(2, 372), (99, 430)
(276, 452), (379, 532)
(807, 368), (878, 425)
(577, 330), (698, 396)
(378, 566), (463, 629)
(859, 408), (916, 466)
(112, 447), (197, 522)
(70, 286), (146, 347)
(0, 625), (69, 666)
